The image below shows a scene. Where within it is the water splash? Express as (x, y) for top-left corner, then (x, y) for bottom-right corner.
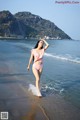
(28, 84), (42, 96)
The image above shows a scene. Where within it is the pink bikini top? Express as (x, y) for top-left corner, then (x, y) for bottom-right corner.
(31, 48), (44, 62)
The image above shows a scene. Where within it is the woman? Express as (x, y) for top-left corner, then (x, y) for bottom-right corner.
(27, 38), (49, 97)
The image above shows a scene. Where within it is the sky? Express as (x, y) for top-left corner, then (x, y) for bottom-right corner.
(0, 0), (80, 40)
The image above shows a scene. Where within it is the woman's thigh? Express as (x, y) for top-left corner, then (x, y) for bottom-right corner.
(39, 68), (43, 78)
(32, 67), (40, 80)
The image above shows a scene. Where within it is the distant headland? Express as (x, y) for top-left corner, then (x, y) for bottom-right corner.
(0, 10), (71, 40)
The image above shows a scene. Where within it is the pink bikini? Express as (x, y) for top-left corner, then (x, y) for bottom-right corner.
(31, 48), (44, 70)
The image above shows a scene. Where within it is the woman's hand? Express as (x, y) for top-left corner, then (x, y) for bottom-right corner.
(27, 65), (30, 71)
(41, 38), (49, 50)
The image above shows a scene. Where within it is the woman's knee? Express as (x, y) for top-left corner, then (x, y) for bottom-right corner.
(36, 77), (40, 82)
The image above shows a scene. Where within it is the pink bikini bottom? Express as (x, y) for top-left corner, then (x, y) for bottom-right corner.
(33, 62), (43, 71)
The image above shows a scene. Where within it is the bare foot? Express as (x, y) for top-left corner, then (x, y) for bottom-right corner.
(38, 96), (42, 98)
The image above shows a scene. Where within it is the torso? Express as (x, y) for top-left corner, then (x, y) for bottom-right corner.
(32, 48), (44, 64)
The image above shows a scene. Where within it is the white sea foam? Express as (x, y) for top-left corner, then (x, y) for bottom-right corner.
(44, 53), (80, 64)
(60, 88), (64, 94)
(28, 84), (42, 96)
(41, 84), (64, 95)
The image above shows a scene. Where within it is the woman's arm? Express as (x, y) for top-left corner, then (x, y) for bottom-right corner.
(27, 51), (33, 71)
(42, 38), (49, 50)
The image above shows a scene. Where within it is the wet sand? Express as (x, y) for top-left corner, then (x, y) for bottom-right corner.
(0, 61), (80, 120)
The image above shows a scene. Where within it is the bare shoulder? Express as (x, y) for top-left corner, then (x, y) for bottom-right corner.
(31, 49), (35, 54)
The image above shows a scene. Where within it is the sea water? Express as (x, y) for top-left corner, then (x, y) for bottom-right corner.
(0, 39), (80, 108)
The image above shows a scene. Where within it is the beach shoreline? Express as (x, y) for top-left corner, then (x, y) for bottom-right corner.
(0, 63), (80, 120)
(0, 39), (80, 120)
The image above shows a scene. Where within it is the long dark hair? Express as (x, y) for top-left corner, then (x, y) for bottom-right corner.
(34, 40), (43, 49)
(33, 40), (43, 61)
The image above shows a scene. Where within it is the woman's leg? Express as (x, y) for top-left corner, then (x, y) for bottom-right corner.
(39, 68), (42, 78)
(38, 69), (42, 90)
(32, 67), (40, 91)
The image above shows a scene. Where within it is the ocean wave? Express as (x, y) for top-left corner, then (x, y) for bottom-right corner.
(41, 84), (64, 95)
(44, 53), (80, 64)
(10, 41), (80, 64)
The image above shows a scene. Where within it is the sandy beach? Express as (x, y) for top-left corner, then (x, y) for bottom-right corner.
(0, 61), (80, 120)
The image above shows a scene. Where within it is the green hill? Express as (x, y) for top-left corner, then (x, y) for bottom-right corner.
(0, 10), (71, 39)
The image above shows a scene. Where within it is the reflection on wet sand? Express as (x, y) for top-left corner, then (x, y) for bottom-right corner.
(22, 101), (49, 120)
(22, 103), (38, 120)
